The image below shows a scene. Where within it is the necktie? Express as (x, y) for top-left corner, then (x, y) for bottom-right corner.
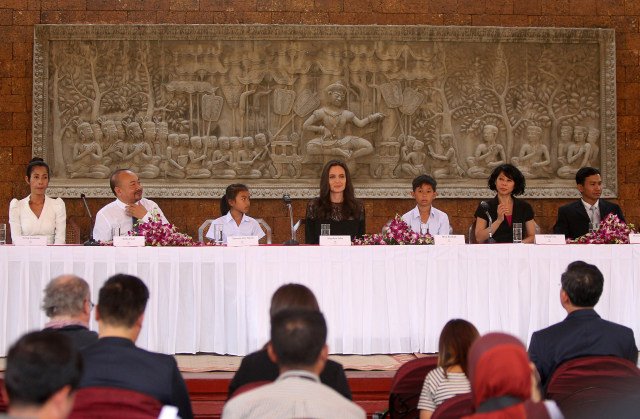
(589, 206), (599, 225)
(132, 216), (140, 234)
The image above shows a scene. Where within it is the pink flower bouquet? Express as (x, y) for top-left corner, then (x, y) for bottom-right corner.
(353, 214), (434, 245)
(569, 213), (637, 244)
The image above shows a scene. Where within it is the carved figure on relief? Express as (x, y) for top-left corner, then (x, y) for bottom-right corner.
(466, 125), (506, 179)
(303, 81), (385, 161)
(252, 133), (277, 178)
(67, 121), (111, 179)
(430, 134), (465, 179)
(557, 126), (591, 179)
(121, 121), (160, 179)
(211, 136), (236, 179)
(587, 127), (600, 167)
(511, 126), (551, 178)
(557, 125), (572, 166)
(98, 118), (125, 168)
(236, 137), (262, 178)
(163, 133), (186, 179)
(186, 136), (211, 179)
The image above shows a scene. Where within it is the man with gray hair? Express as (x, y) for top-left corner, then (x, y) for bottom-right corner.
(42, 274), (98, 350)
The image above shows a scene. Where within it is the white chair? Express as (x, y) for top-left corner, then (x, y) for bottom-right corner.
(198, 219), (214, 243)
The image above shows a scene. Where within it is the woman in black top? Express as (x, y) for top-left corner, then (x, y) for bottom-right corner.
(474, 164), (536, 243)
(305, 160), (365, 244)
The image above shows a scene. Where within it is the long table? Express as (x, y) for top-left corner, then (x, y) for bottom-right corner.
(1, 244), (639, 357)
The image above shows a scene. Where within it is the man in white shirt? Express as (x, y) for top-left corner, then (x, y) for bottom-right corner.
(401, 174), (450, 235)
(92, 169), (168, 242)
(222, 308), (365, 419)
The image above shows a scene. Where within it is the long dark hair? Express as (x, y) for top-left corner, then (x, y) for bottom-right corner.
(437, 319), (479, 378)
(220, 183), (248, 216)
(26, 157), (50, 178)
(316, 160), (358, 219)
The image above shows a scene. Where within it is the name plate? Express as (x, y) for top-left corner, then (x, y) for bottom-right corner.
(319, 235), (352, 246)
(433, 235), (466, 245)
(227, 236), (259, 247)
(13, 236), (48, 246)
(629, 234), (640, 244)
(535, 234), (566, 245)
(113, 236), (146, 247)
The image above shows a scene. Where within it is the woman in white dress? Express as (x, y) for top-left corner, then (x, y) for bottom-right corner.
(9, 158), (66, 244)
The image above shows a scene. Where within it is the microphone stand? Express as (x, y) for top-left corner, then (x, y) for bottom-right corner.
(81, 193), (99, 246)
(282, 195), (299, 246)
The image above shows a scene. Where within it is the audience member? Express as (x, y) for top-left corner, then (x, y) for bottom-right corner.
(42, 275), (98, 350)
(2, 330), (82, 419)
(418, 319), (479, 419)
(205, 184), (265, 245)
(474, 164), (536, 243)
(92, 169), (168, 242)
(553, 167), (625, 239)
(222, 308), (365, 418)
(228, 284), (351, 399)
(528, 261), (637, 388)
(402, 174), (450, 236)
(463, 333), (563, 419)
(78, 274), (192, 419)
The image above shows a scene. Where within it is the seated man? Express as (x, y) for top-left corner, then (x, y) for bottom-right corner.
(79, 274), (193, 419)
(528, 261), (638, 388)
(2, 330), (83, 419)
(222, 308), (365, 418)
(401, 174), (450, 235)
(553, 166), (625, 239)
(42, 274), (98, 350)
(93, 169), (168, 242)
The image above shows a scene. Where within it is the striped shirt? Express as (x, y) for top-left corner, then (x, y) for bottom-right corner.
(417, 366), (471, 411)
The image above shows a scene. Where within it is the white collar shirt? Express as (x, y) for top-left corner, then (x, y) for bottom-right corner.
(8, 195), (67, 244)
(206, 212), (265, 244)
(92, 197), (168, 242)
(401, 205), (450, 236)
(581, 198), (601, 225)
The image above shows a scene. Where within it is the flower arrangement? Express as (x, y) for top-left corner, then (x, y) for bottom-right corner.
(353, 214), (434, 245)
(569, 213), (637, 244)
(100, 212), (207, 246)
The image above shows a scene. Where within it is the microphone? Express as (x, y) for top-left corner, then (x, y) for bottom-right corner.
(282, 194), (299, 245)
(480, 201), (496, 244)
(81, 193), (99, 246)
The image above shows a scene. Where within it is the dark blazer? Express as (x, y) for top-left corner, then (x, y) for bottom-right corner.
(474, 196), (534, 243)
(528, 309), (638, 388)
(227, 348), (352, 400)
(79, 337), (193, 419)
(43, 325), (98, 351)
(553, 199), (625, 239)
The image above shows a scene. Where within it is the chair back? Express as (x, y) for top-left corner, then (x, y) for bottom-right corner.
(198, 219), (214, 242)
(66, 217), (81, 244)
(468, 220), (476, 244)
(431, 392), (473, 419)
(255, 218), (272, 244)
(69, 386), (163, 419)
(387, 356), (438, 419)
(0, 378), (7, 413)
(545, 356), (640, 418)
(229, 380), (271, 399)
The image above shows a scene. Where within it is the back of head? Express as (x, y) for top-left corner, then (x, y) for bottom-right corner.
(97, 274), (149, 328)
(270, 308), (327, 370)
(561, 260), (603, 307)
(5, 330), (83, 409)
(437, 319), (479, 376)
(42, 275), (90, 318)
(412, 174), (437, 192)
(269, 283), (320, 319)
(575, 166), (600, 185)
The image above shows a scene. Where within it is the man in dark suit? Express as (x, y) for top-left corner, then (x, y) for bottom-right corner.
(553, 167), (625, 239)
(78, 274), (193, 419)
(528, 261), (638, 388)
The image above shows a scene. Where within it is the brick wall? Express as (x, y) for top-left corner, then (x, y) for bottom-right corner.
(1, 0), (638, 244)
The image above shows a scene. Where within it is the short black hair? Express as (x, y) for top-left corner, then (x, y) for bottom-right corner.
(97, 274), (149, 328)
(109, 169), (130, 195)
(270, 308), (327, 369)
(26, 157), (50, 178)
(561, 261), (604, 307)
(488, 164), (526, 196)
(5, 330), (82, 408)
(412, 174), (437, 192)
(576, 167), (600, 185)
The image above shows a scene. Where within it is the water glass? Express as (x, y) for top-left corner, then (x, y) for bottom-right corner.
(0, 223), (5, 245)
(512, 223), (523, 243)
(213, 224), (224, 245)
(320, 224), (331, 236)
(111, 225), (121, 239)
(420, 223), (429, 235)
(588, 222), (600, 234)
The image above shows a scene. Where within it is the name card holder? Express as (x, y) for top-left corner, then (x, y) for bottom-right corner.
(113, 236), (146, 247)
(227, 236), (259, 247)
(13, 236), (48, 246)
(433, 235), (466, 245)
(319, 235), (352, 246)
(629, 234), (640, 244)
(534, 235), (566, 245)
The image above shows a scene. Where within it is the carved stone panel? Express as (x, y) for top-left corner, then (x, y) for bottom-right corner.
(33, 25), (617, 198)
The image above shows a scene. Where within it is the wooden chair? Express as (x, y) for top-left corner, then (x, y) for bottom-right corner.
(66, 218), (81, 244)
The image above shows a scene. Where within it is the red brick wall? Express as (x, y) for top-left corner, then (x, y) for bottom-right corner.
(1, 1), (638, 244)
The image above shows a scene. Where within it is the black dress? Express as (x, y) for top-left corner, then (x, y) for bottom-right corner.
(474, 196), (534, 243)
(227, 348), (352, 400)
(305, 198), (366, 244)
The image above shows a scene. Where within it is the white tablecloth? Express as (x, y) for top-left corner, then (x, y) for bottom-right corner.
(1, 244), (639, 357)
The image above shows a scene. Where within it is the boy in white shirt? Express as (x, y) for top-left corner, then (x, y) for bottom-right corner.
(401, 175), (450, 236)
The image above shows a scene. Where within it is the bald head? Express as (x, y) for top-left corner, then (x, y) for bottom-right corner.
(109, 169), (143, 204)
(42, 275), (91, 320)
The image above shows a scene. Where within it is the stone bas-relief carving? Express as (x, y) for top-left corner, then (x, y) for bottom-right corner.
(32, 25), (617, 198)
